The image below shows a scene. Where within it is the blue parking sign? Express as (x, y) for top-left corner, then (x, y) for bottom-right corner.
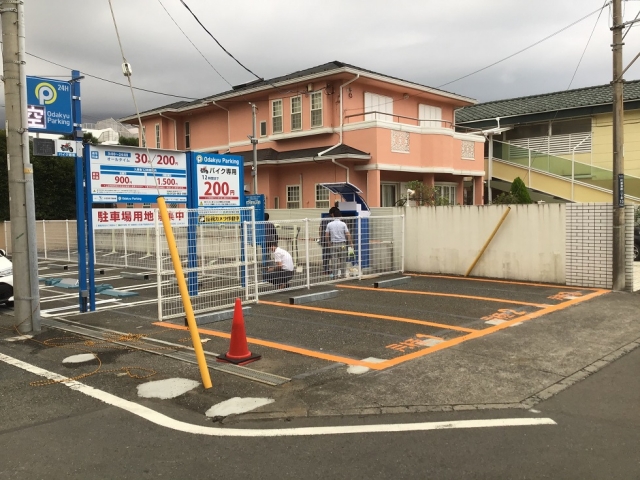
(26, 76), (73, 134)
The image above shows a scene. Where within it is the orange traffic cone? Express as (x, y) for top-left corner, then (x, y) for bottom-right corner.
(217, 298), (261, 366)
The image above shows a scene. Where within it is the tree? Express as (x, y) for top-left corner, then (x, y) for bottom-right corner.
(119, 135), (139, 146)
(493, 177), (533, 205)
(400, 180), (451, 206)
(510, 176), (533, 204)
(61, 132), (99, 144)
(0, 132), (77, 221)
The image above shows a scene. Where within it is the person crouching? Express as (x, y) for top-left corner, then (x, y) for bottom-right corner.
(263, 243), (294, 289)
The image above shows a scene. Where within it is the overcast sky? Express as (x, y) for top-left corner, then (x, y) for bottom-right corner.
(5, 0), (640, 124)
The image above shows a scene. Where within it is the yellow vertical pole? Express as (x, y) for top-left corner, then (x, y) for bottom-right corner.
(157, 197), (212, 389)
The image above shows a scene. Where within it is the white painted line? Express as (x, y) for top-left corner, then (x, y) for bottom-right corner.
(41, 299), (120, 316)
(206, 397), (274, 417)
(0, 353), (557, 437)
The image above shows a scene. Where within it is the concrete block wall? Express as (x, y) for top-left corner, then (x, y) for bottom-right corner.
(566, 203), (635, 290)
(402, 204), (566, 283)
(566, 203), (612, 288)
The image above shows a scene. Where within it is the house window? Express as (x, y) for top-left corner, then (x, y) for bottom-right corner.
(419, 104), (442, 128)
(315, 184), (329, 209)
(274, 196), (280, 209)
(311, 92), (323, 128)
(143, 203), (151, 208)
(365, 92), (393, 122)
(291, 96), (302, 131)
(286, 185), (300, 209)
(184, 121), (190, 149)
(272, 99), (283, 134)
(141, 126), (146, 147)
(260, 121), (267, 137)
(435, 184), (456, 205)
(380, 183), (398, 207)
(155, 123), (160, 148)
(126, 203), (134, 208)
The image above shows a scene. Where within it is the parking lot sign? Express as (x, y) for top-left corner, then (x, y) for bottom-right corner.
(26, 76), (73, 135)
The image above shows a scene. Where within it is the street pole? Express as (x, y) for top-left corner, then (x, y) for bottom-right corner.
(612, 0), (625, 291)
(1, 1), (40, 332)
(250, 103), (258, 194)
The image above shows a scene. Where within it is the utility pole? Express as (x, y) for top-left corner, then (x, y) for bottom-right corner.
(250, 103), (258, 194)
(1, 0), (40, 332)
(612, 0), (625, 291)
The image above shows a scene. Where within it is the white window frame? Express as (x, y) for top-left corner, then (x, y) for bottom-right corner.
(126, 202), (134, 208)
(419, 104), (442, 128)
(291, 96), (302, 131)
(286, 185), (300, 209)
(365, 92), (394, 122)
(434, 183), (457, 205)
(260, 120), (267, 137)
(155, 123), (160, 148)
(315, 184), (330, 209)
(184, 121), (191, 149)
(272, 99), (283, 134)
(310, 91), (323, 128)
(143, 203), (151, 208)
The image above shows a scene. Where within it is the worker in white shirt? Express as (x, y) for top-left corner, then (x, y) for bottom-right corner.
(324, 207), (354, 278)
(264, 243), (295, 288)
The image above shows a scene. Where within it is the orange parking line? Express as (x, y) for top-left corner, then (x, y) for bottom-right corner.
(407, 273), (601, 291)
(370, 288), (610, 369)
(337, 284), (550, 308)
(258, 300), (477, 333)
(152, 321), (372, 368)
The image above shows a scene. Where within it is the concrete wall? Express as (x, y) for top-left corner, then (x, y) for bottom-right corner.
(401, 204), (567, 283)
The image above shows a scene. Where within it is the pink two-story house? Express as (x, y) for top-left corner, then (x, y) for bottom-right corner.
(122, 61), (485, 208)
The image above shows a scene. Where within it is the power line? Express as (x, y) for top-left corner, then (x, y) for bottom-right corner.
(157, 0), (233, 87)
(437, 4), (609, 88)
(567, 0), (608, 90)
(177, 0), (263, 82)
(177, 0), (303, 96)
(21, 48), (200, 100)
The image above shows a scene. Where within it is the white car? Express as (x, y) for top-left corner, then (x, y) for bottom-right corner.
(0, 249), (13, 306)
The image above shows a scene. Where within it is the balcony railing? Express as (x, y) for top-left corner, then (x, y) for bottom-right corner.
(492, 140), (640, 200)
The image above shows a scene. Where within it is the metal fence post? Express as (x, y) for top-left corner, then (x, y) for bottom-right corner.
(357, 216), (362, 280)
(305, 218), (310, 289)
(401, 214), (405, 273)
(123, 228), (128, 267)
(251, 207), (259, 303)
(65, 219), (71, 261)
(243, 220), (250, 301)
(155, 214), (163, 321)
(42, 219), (47, 259)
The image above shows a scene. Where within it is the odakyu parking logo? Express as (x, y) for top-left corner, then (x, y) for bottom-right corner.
(34, 82), (57, 105)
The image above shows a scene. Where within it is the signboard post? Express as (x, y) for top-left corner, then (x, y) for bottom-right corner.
(187, 152), (245, 294)
(83, 145), (188, 310)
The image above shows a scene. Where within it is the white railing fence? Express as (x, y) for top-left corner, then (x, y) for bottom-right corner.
(156, 213), (405, 321)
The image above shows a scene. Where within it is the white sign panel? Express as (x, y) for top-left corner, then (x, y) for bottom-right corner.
(195, 153), (242, 207)
(92, 208), (188, 229)
(88, 145), (188, 203)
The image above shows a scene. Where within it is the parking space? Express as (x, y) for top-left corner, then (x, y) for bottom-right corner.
(151, 273), (609, 374)
(34, 260), (158, 318)
(9, 260), (609, 380)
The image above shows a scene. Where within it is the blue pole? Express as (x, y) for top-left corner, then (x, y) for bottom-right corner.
(71, 70), (87, 312)
(186, 152), (198, 295)
(84, 146), (96, 311)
